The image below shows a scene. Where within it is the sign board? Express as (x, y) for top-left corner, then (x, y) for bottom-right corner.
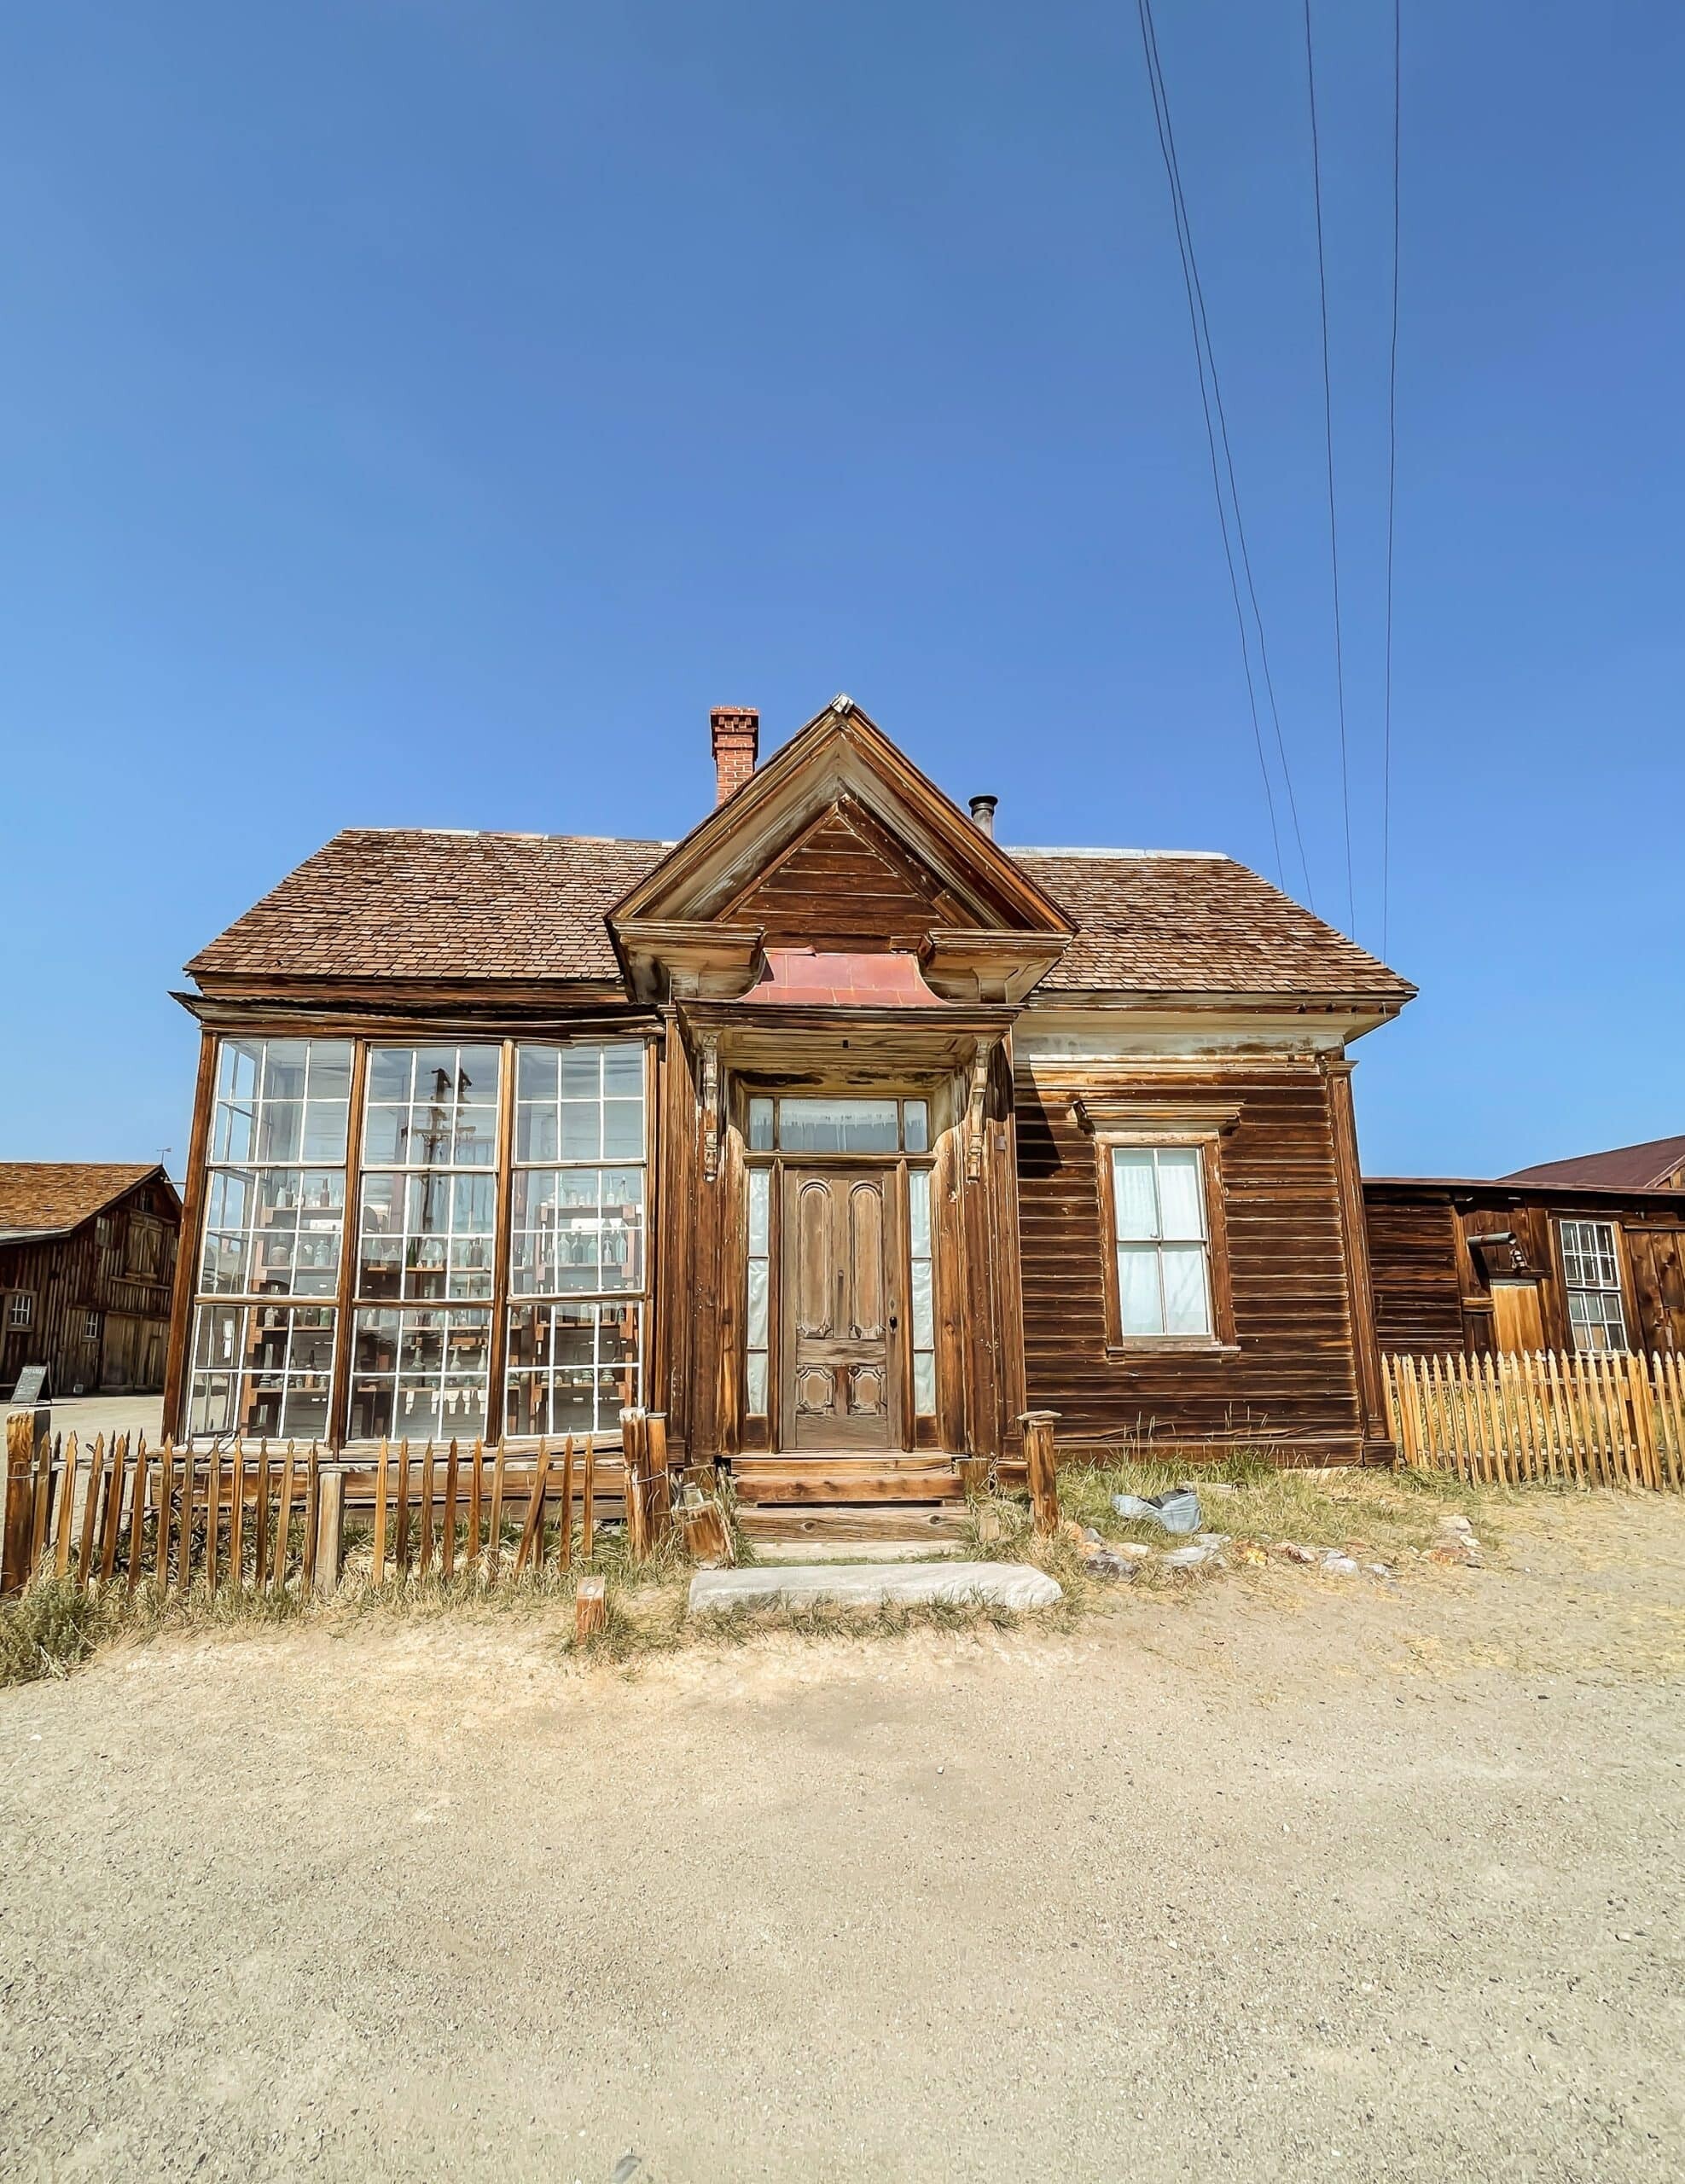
(9, 1366), (48, 1406)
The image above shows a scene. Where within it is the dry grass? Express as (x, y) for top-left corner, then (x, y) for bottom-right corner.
(0, 1456), (1586, 1687)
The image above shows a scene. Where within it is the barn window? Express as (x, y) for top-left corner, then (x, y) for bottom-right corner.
(84, 1310), (101, 1341)
(503, 1042), (647, 1438)
(8, 1292), (32, 1331)
(1559, 1219), (1629, 1352)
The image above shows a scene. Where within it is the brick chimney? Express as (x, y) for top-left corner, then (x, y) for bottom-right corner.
(711, 706), (759, 804)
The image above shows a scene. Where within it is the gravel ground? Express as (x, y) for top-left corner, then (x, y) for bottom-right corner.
(1, 1492), (1682, 2183)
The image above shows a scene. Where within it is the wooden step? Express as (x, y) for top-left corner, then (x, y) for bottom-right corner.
(731, 1467), (964, 1507)
(739, 1504), (971, 1545)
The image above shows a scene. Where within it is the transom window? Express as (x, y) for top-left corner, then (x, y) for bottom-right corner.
(747, 1095), (928, 1154)
(1560, 1219), (1628, 1352)
(1111, 1147), (1213, 1339)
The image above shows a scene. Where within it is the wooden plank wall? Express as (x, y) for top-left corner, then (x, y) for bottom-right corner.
(725, 799), (960, 949)
(1365, 1188), (1685, 1359)
(0, 1183), (179, 1398)
(1014, 1058), (1365, 1458)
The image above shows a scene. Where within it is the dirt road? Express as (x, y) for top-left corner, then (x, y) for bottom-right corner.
(2, 1493), (1681, 2182)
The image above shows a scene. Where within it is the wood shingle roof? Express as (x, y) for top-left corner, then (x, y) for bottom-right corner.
(184, 828), (1412, 1004)
(0, 1164), (171, 1240)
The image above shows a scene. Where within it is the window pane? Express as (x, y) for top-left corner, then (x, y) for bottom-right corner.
(747, 1258), (770, 1349)
(748, 1097), (774, 1152)
(747, 1168), (770, 1254)
(777, 1098), (899, 1153)
(904, 1101), (929, 1153)
(188, 1303), (338, 1443)
(908, 1170), (932, 1258)
(500, 1301), (642, 1437)
(746, 1350), (768, 1414)
(350, 1305), (491, 1443)
(1118, 1245), (1163, 1335)
(909, 1259), (935, 1350)
(601, 1044), (644, 1098)
(1156, 1150), (1206, 1240)
(1160, 1245), (1212, 1335)
(1113, 1151), (1159, 1240)
(913, 1352), (937, 1415)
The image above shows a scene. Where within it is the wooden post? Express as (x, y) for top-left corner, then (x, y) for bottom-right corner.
(574, 1573), (607, 1643)
(678, 1484), (732, 1568)
(53, 1432), (78, 1579)
(441, 1439), (460, 1579)
(622, 1409), (650, 1563)
(3, 1411), (34, 1597)
(1017, 1410), (1060, 1534)
(580, 1432), (596, 1560)
(646, 1412), (673, 1536)
(556, 1435), (575, 1572)
(1321, 1055), (1396, 1461)
(314, 1470), (346, 1596)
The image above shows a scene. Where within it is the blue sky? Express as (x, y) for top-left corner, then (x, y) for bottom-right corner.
(3, 0), (1680, 1181)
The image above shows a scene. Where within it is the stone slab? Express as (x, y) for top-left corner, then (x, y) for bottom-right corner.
(689, 1560), (1063, 1614)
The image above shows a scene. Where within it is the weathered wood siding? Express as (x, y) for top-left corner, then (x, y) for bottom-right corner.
(1014, 1060), (1364, 1457)
(0, 1183), (179, 1397)
(1365, 1197), (1467, 1355)
(1364, 1186), (1685, 1358)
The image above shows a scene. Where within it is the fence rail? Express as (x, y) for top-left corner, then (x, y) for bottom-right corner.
(1385, 1348), (1685, 1490)
(0, 1409), (679, 1600)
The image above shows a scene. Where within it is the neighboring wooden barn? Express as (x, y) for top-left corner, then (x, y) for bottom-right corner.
(0, 1165), (182, 1398)
(160, 697), (1414, 1534)
(1364, 1157), (1685, 1360)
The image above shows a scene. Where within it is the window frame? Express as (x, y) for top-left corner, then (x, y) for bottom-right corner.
(8, 1291), (34, 1332)
(1075, 1099), (1240, 1357)
(1554, 1216), (1631, 1354)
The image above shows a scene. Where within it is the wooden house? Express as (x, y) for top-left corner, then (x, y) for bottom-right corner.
(0, 1165), (182, 1398)
(1365, 1141), (1685, 1361)
(162, 698), (1414, 1525)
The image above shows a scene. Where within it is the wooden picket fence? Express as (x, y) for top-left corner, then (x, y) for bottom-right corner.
(1385, 1349), (1685, 1491)
(0, 1409), (677, 1601)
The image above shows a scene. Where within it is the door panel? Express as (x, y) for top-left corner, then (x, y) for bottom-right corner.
(784, 1169), (895, 1449)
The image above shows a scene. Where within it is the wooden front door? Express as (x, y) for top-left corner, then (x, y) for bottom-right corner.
(783, 1168), (895, 1449)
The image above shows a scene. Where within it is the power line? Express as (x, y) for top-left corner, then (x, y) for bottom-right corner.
(1136, 0), (1316, 905)
(1381, 0), (1401, 958)
(1302, 0), (1356, 932)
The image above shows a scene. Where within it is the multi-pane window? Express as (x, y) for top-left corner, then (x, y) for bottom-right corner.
(503, 1043), (646, 1437)
(747, 1095), (928, 1154)
(347, 1306), (492, 1441)
(9, 1292), (33, 1331)
(190, 1037), (352, 1443)
(84, 1310), (101, 1341)
(1560, 1219), (1629, 1352)
(351, 1044), (502, 1438)
(188, 1032), (649, 1446)
(189, 1302), (336, 1443)
(1111, 1147), (1213, 1339)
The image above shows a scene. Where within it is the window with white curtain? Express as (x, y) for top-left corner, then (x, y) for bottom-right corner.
(1110, 1146), (1213, 1339)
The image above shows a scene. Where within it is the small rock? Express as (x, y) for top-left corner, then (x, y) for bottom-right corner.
(1081, 1525), (1103, 1545)
(1368, 1562), (1393, 1578)
(1320, 1551), (1360, 1577)
(1085, 1550), (1140, 1583)
(975, 1508), (1004, 1543)
(1195, 1532), (1231, 1548)
(1164, 1542), (1221, 1569)
(1269, 1540), (1316, 1565)
(1111, 1540), (1153, 1560)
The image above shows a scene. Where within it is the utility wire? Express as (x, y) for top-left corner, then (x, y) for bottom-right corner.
(1136, 0), (1316, 905)
(1302, 0), (1357, 932)
(1381, 0), (1401, 957)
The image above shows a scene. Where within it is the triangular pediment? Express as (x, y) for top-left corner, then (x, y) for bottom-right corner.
(613, 699), (1073, 932)
(608, 700), (1073, 1005)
